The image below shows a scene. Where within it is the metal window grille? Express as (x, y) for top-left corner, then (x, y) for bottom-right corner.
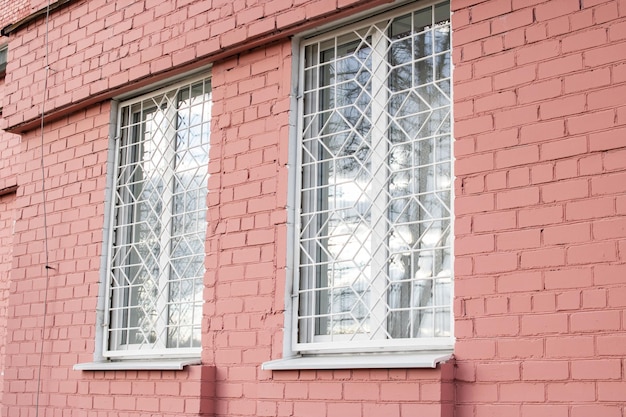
(105, 76), (211, 357)
(296, 1), (453, 352)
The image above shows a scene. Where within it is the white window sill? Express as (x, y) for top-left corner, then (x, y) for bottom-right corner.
(73, 358), (201, 371)
(261, 351), (452, 371)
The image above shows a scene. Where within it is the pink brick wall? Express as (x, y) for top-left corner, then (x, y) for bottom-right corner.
(0, 72), (23, 196)
(0, 0), (28, 33)
(0, 192), (14, 401)
(453, 0), (626, 415)
(4, 102), (215, 416)
(0, 0), (625, 416)
(2, 0), (392, 131)
(203, 42), (455, 417)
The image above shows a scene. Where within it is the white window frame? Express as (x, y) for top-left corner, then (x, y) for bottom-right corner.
(101, 74), (211, 361)
(265, 1), (454, 369)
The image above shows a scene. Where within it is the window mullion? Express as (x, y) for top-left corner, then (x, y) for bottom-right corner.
(155, 98), (178, 350)
(368, 26), (390, 340)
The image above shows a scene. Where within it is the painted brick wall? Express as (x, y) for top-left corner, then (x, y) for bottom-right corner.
(204, 41), (455, 417)
(0, 192), (14, 401)
(3, 102), (215, 416)
(452, 0), (626, 415)
(0, 0), (28, 32)
(2, 20), (456, 417)
(1, 0), (625, 416)
(0, 65), (24, 195)
(2, 0), (393, 130)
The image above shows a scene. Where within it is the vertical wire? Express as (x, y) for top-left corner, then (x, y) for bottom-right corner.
(35, 1), (52, 416)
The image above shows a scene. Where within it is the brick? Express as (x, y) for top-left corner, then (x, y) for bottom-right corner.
(508, 167), (530, 187)
(495, 106), (540, 130)
(595, 264), (626, 285)
(454, 20), (491, 46)
(566, 197), (615, 220)
(571, 405), (622, 417)
(543, 222), (590, 245)
(474, 252), (518, 274)
(592, 171), (626, 195)
(517, 40), (560, 65)
(497, 187), (540, 209)
(492, 8), (534, 34)
(589, 126), (626, 152)
(475, 316), (520, 337)
(457, 115), (495, 137)
(604, 148), (626, 171)
(476, 362), (520, 382)
(495, 144), (539, 168)
(522, 361), (569, 381)
(475, 128), (519, 152)
(567, 241), (617, 265)
(520, 120), (565, 143)
(563, 27), (608, 53)
(589, 84), (626, 111)
(545, 268), (593, 289)
(474, 210), (517, 232)
(456, 234), (495, 255)
(500, 382), (545, 402)
(456, 382), (498, 403)
(569, 109), (615, 135)
(598, 382), (626, 401)
(520, 247), (565, 268)
(542, 179), (589, 202)
(546, 336), (595, 358)
(571, 359), (622, 380)
(521, 313), (568, 335)
(494, 65), (536, 90)
(582, 288), (607, 308)
(471, 0), (512, 22)
(518, 79), (562, 104)
(497, 229), (540, 250)
(539, 94), (586, 120)
(538, 54), (584, 79)
(456, 193), (495, 215)
(547, 382), (596, 402)
(475, 91), (517, 113)
(547, 15), (570, 37)
(498, 271), (543, 293)
(521, 404), (569, 417)
(570, 310), (621, 332)
(519, 205), (563, 227)
(540, 136), (588, 161)
(584, 41), (626, 66)
(597, 334), (626, 355)
(535, 0), (580, 21)
(474, 52), (516, 77)
(455, 339), (497, 360)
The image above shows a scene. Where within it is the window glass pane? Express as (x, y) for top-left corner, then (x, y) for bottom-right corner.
(108, 76), (211, 354)
(299, 2), (452, 348)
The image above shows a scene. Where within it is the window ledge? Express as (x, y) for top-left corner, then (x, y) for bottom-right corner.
(73, 358), (201, 371)
(261, 351), (452, 371)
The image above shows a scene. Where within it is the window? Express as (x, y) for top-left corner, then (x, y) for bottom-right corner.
(104, 76), (211, 359)
(294, 1), (452, 355)
(0, 45), (7, 75)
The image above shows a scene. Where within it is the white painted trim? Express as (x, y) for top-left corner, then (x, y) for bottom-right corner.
(73, 358), (201, 371)
(262, 351), (452, 370)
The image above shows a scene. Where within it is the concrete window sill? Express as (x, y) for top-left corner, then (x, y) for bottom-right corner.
(262, 351), (452, 371)
(73, 358), (201, 371)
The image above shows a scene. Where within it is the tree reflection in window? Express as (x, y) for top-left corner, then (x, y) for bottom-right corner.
(298, 2), (452, 348)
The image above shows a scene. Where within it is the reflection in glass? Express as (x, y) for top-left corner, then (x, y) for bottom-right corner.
(109, 78), (210, 351)
(299, 2), (452, 344)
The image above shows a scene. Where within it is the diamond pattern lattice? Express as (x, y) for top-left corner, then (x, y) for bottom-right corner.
(108, 78), (210, 353)
(298, 3), (452, 346)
